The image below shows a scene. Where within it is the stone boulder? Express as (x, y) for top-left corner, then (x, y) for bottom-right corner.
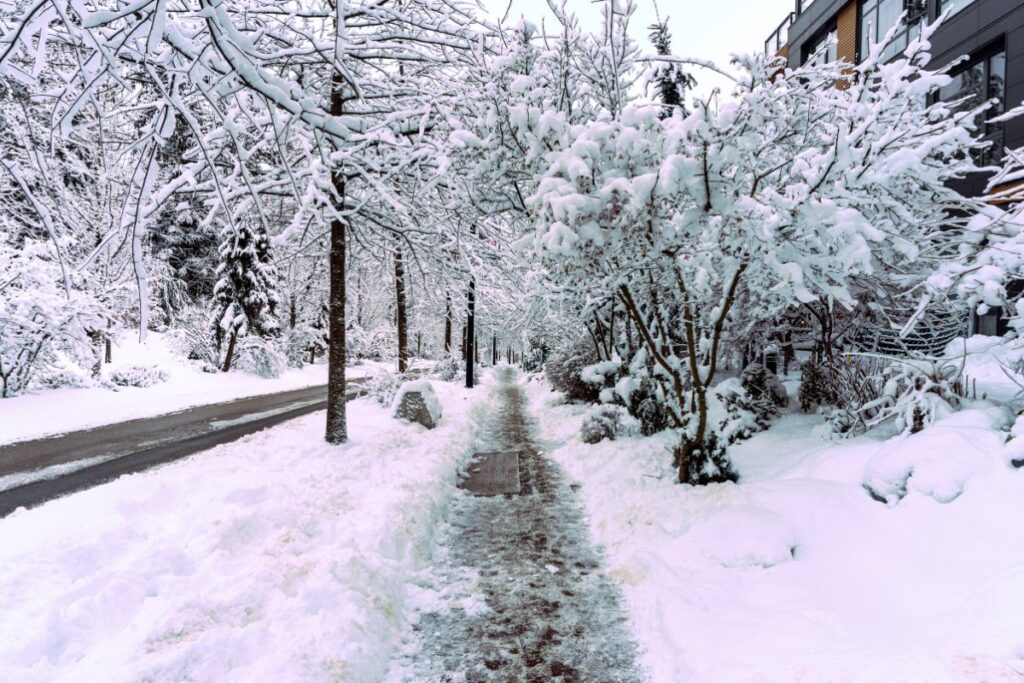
(392, 379), (443, 429)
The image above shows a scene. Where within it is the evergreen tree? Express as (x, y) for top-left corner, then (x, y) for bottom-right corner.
(648, 20), (695, 118)
(210, 222), (280, 371)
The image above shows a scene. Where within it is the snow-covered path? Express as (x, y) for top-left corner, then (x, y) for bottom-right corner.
(390, 368), (642, 682)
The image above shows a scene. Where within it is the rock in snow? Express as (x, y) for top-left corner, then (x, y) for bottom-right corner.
(393, 379), (443, 429)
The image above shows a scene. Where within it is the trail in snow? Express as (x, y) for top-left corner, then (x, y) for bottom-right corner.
(390, 368), (642, 682)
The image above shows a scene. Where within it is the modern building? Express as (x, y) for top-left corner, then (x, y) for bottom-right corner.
(765, 0), (1024, 337)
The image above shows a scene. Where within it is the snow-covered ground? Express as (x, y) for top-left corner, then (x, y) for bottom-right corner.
(0, 332), (415, 446)
(524, 376), (1024, 682)
(0, 380), (485, 682)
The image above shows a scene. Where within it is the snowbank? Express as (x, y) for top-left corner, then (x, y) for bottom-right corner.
(524, 379), (1024, 682)
(0, 332), (421, 446)
(0, 381), (485, 682)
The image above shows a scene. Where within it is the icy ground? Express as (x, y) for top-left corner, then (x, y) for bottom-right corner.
(0, 382), (482, 682)
(388, 368), (641, 682)
(525, 378), (1024, 682)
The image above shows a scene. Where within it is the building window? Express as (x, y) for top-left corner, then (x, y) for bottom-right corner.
(859, 0), (922, 62)
(803, 28), (838, 66)
(938, 0), (977, 19)
(937, 50), (1006, 166)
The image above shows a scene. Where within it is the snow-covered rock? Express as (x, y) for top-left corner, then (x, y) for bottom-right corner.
(392, 379), (443, 429)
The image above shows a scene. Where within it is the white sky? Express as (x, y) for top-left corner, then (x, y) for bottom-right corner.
(477, 0), (797, 99)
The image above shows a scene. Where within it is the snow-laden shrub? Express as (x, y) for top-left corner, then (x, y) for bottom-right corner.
(348, 325), (394, 362)
(168, 308), (220, 367)
(711, 378), (770, 445)
(110, 364), (169, 388)
(740, 363), (788, 422)
(0, 239), (105, 397)
(626, 376), (672, 436)
(34, 364), (95, 390)
(367, 372), (403, 407)
(545, 341), (600, 404)
(580, 404), (636, 444)
(234, 337), (286, 379)
(522, 347), (545, 373)
(582, 359), (622, 403)
(433, 354), (460, 382)
(799, 360), (835, 412)
(673, 432), (738, 486)
(863, 359), (963, 435)
(823, 356), (888, 436)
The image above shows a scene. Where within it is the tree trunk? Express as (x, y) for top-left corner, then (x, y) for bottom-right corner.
(492, 333), (497, 365)
(221, 329), (237, 373)
(325, 72), (348, 445)
(465, 278), (475, 388)
(395, 241), (408, 373)
(444, 293), (452, 354)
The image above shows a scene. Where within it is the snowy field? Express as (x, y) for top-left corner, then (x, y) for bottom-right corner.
(0, 333), (413, 446)
(0, 381), (484, 682)
(524, 376), (1024, 682)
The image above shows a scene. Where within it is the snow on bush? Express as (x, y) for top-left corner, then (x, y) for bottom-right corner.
(433, 354), (460, 382)
(109, 364), (169, 388)
(626, 376), (671, 436)
(367, 371), (403, 407)
(799, 359), (835, 412)
(0, 239), (105, 398)
(233, 336), (287, 379)
(739, 363), (788, 421)
(580, 404), (636, 444)
(544, 341), (601, 404)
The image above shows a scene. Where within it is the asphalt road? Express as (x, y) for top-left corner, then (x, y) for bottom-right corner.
(0, 379), (373, 517)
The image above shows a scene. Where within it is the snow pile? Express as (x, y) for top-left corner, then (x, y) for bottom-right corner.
(0, 382), (485, 682)
(863, 406), (1013, 505)
(525, 379), (1024, 682)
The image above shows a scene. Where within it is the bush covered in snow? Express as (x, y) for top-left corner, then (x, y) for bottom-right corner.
(34, 364), (96, 390)
(740, 364), (788, 422)
(799, 360), (835, 412)
(232, 337), (287, 379)
(545, 341), (601, 404)
(367, 371), (403, 407)
(580, 404), (636, 444)
(110, 364), (169, 388)
(627, 377), (672, 436)
(433, 354), (461, 382)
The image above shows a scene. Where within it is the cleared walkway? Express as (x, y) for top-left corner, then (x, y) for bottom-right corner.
(393, 367), (642, 682)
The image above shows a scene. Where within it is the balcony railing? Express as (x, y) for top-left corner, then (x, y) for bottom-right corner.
(764, 12), (794, 55)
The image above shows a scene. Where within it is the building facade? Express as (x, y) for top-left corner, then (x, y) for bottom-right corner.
(766, 0), (1024, 337)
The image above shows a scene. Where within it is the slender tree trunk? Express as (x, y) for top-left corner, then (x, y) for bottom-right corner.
(221, 329), (237, 373)
(474, 333), (479, 365)
(444, 293), (452, 354)
(395, 242), (408, 373)
(325, 71), (348, 445)
(465, 278), (475, 388)
(492, 333), (497, 365)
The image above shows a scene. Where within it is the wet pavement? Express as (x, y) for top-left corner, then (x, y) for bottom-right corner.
(391, 367), (643, 682)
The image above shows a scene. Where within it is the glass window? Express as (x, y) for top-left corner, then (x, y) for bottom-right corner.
(939, 0), (977, 18)
(804, 29), (837, 66)
(860, 0), (922, 63)
(937, 50), (1007, 165)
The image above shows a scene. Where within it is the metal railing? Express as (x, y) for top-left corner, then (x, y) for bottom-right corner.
(764, 12), (795, 55)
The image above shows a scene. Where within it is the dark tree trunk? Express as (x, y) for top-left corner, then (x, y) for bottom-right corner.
(444, 293), (452, 354)
(221, 329), (238, 373)
(492, 333), (497, 365)
(325, 73), (348, 445)
(395, 242), (408, 373)
(465, 278), (475, 388)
